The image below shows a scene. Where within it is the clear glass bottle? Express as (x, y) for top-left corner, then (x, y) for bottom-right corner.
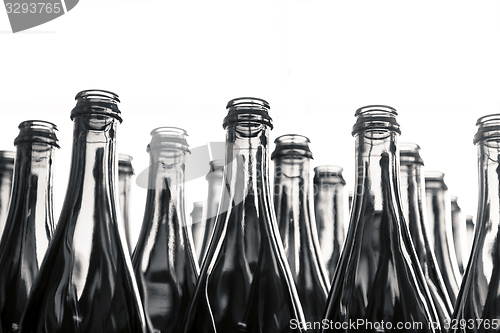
(451, 196), (466, 275)
(323, 106), (440, 332)
(399, 143), (453, 325)
(272, 134), (329, 326)
(19, 90), (151, 333)
(198, 159), (224, 266)
(0, 121), (59, 333)
(452, 114), (500, 330)
(313, 165), (348, 281)
(0, 151), (15, 239)
(465, 215), (474, 264)
(132, 127), (199, 333)
(191, 201), (205, 261)
(182, 98), (306, 333)
(425, 171), (462, 305)
(119, 153), (135, 253)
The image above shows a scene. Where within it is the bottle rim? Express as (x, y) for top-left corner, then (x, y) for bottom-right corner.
(313, 165), (346, 184)
(14, 120), (60, 148)
(148, 126), (190, 153)
(71, 89), (122, 122)
(0, 150), (15, 162)
(474, 113), (500, 144)
(209, 159), (225, 172)
(223, 97), (273, 129)
(118, 154), (135, 175)
(424, 170), (448, 190)
(400, 142), (424, 165)
(271, 134), (313, 160)
(352, 105), (400, 136)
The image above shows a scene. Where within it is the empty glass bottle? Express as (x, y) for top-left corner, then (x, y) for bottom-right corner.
(323, 106), (440, 332)
(182, 97), (306, 333)
(399, 143), (453, 325)
(19, 90), (151, 333)
(451, 196), (466, 275)
(132, 127), (199, 333)
(0, 121), (59, 333)
(272, 134), (329, 327)
(191, 201), (205, 261)
(198, 159), (224, 266)
(0, 151), (14, 239)
(119, 153), (135, 253)
(452, 114), (500, 331)
(425, 171), (462, 305)
(313, 165), (348, 281)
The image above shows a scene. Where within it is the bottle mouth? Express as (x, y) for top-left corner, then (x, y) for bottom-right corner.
(223, 97), (273, 129)
(209, 159), (225, 172)
(14, 120), (60, 148)
(0, 150), (15, 162)
(147, 127), (190, 153)
(474, 113), (500, 144)
(313, 165), (346, 184)
(271, 134), (313, 160)
(352, 105), (400, 136)
(400, 142), (424, 165)
(71, 89), (122, 122)
(424, 170), (448, 190)
(118, 154), (135, 175)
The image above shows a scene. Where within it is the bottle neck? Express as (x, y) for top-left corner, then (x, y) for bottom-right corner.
(206, 170), (223, 220)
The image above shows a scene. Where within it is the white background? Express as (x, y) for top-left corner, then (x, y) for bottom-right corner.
(1, 0), (499, 247)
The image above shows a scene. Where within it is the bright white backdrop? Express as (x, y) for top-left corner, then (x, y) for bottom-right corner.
(1, 0), (499, 247)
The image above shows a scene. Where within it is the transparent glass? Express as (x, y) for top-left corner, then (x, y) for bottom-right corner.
(0, 121), (59, 333)
(182, 98), (306, 333)
(272, 134), (328, 327)
(451, 196), (467, 275)
(465, 215), (474, 264)
(19, 90), (151, 333)
(399, 143), (453, 325)
(198, 159), (224, 266)
(119, 153), (135, 253)
(191, 201), (205, 261)
(132, 127), (199, 333)
(0, 151), (14, 239)
(323, 106), (440, 332)
(425, 171), (462, 305)
(313, 165), (348, 281)
(452, 114), (500, 331)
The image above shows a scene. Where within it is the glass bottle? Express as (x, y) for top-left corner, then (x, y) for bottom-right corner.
(0, 121), (59, 333)
(191, 201), (205, 261)
(19, 90), (151, 333)
(313, 165), (348, 281)
(119, 153), (135, 253)
(182, 97), (306, 333)
(272, 134), (329, 326)
(399, 143), (453, 325)
(425, 171), (462, 305)
(0, 151), (15, 239)
(132, 127), (199, 333)
(465, 215), (474, 263)
(198, 159), (224, 266)
(323, 106), (440, 332)
(452, 114), (500, 330)
(451, 196), (466, 275)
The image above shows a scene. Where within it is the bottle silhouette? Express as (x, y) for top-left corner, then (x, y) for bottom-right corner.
(132, 127), (199, 333)
(452, 114), (500, 332)
(425, 171), (462, 305)
(198, 159), (224, 266)
(322, 106), (441, 332)
(451, 196), (466, 275)
(19, 90), (151, 333)
(272, 134), (329, 328)
(119, 153), (135, 253)
(0, 151), (15, 239)
(0, 121), (59, 333)
(191, 201), (205, 261)
(182, 97), (306, 333)
(399, 143), (453, 325)
(313, 165), (348, 281)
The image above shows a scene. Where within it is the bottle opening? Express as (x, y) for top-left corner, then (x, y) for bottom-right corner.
(209, 159), (225, 172)
(474, 113), (500, 144)
(118, 154), (135, 175)
(223, 97), (273, 129)
(148, 127), (190, 153)
(425, 170), (448, 190)
(14, 120), (60, 148)
(271, 134), (313, 160)
(71, 89), (122, 122)
(400, 142), (424, 165)
(352, 105), (400, 137)
(0, 150), (15, 162)
(313, 165), (346, 184)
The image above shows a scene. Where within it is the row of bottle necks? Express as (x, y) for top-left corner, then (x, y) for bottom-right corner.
(0, 91), (494, 333)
